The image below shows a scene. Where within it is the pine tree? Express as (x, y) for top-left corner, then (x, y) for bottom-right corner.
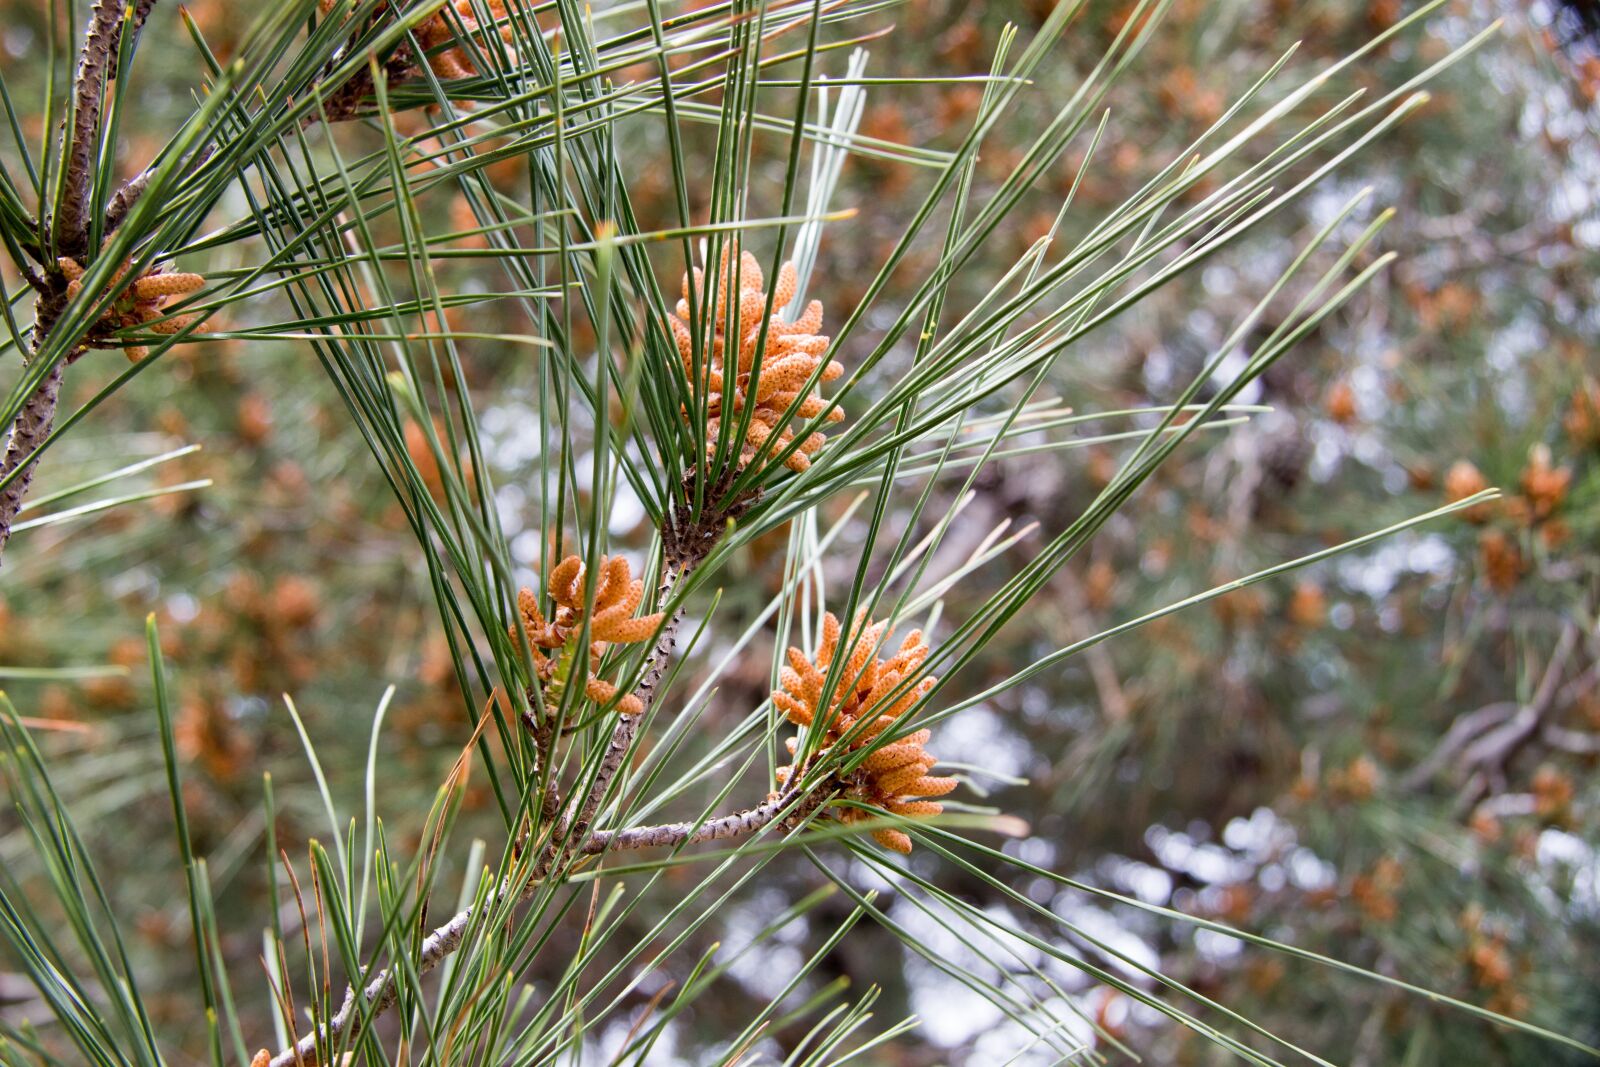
(0, 1), (1594, 1065)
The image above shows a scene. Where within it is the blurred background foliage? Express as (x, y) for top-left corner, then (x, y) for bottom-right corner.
(0, 0), (1597, 1063)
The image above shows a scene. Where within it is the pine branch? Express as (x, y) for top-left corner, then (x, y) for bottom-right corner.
(1398, 701), (1518, 792)
(1454, 621), (1582, 813)
(265, 784), (832, 1067)
(266, 886), (481, 1067)
(102, 169), (151, 235)
(0, 351), (62, 503)
(56, 0), (128, 259)
(269, 545), (777, 1066)
(580, 786), (832, 855)
(544, 561), (691, 874)
(0, 0), (161, 568)
(1404, 622), (1587, 808)
(518, 703), (564, 830)
(104, 0), (159, 83)
(0, 339), (69, 565)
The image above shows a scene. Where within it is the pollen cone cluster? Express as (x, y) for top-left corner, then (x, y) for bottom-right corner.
(668, 247), (845, 473)
(58, 251), (204, 362)
(318, 0), (520, 80)
(511, 554), (664, 716)
(773, 612), (952, 853)
(416, 0), (520, 79)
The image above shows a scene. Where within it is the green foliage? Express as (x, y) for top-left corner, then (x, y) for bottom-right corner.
(0, 0), (1596, 1064)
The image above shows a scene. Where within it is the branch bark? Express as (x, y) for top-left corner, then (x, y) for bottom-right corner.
(0, 361), (65, 552)
(1403, 625), (1595, 802)
(268, 881), (487, 1067)
(581, 785), (830, 855)
(57, 0), (127, 259)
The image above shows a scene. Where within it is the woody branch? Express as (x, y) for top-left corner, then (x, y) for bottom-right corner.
(273, 531), (725, 1066)
(558, 562), (692, 860)
(265, 783), (830, 1067)
(0, 0), (158, 565)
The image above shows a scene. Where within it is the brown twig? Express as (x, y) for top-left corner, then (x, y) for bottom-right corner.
(56, 0), (128, 260)
(102, 169), (151, 235)
(1, 0), (156, 568)
(1542, 723), (1600, 754)
(1398, 700), (1517, 793)
(268, 879), (485, 1067)
(310, 47), (420, 126)
(1403, 627), (1595, 804)
(105, 0), (159, 80)
(0, 361), (65, 553)
(15, 257), (49, 294)
(1452, 622), (1581, 815)
(516, 703), (563, 834)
